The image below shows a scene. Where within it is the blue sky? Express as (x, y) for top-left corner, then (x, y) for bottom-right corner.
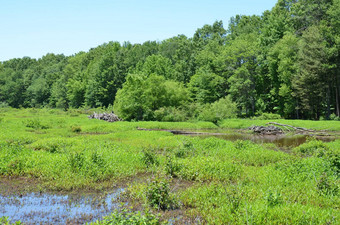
(0, 0), (277, 61)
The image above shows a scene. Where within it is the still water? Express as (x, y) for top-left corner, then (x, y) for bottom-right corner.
(0, 189), (124, 224)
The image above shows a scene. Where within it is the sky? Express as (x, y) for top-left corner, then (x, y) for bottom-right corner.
(0, 0), (278, 61)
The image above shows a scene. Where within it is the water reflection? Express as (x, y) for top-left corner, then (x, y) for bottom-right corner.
(0, 188), (124, 224)
(187, 132), (336, 148)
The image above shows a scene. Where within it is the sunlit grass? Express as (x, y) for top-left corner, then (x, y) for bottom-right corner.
(0, 108), (339, 224)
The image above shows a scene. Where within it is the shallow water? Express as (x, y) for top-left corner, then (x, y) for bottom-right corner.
(0, 188), (124, 224)
(185, 130), (336, 148)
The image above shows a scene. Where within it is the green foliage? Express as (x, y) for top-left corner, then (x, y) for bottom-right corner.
(154, 106), (187, 122)
(141, 148), (159, 168)
(254, 113), (281, 120)
(188, 70), (226, 104)
(197, 96), (237, 123)
(317, 173), (339, 196)
(146, 176), (178, 210)
(68, 152), (85, 172)
(0, 217), (23, 225)
(164, 156), (182, 178)
(91, 208), (165, 225)
(0, 1), (339, 120)
(114, 74), (189, 121)
(293, 140), (330, 157)
(23, 118), (49, 129)
(0, 109), (339, 223)
(265, 190), (283, 207)
(71, 126), (82, 133)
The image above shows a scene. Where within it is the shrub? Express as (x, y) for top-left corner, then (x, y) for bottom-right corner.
(146, 176), (178, 210)
(141, 148), (159, 168)
(165, 156), (182, 178)
(174, 141), (195, 158)
(254, 113), (281, 120)
(23, 118), (49, 129)
(330, 113), (340, 121)
(71, 126), (82, 133)
(154, 107), (187, 122)
(197, 96), (237, 123)
(0, 102), (9, 108)
(68, 152), (85, 172)
(293, 140), (329, 157)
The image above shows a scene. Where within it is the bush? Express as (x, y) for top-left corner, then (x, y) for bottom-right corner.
(23, 118), (49, 129)
(198, 96), (237, 123)
(0, 102), (9, 108)
(141, 148), (159, 168)
(71, 126), (82, 133)
(146, 176), (178, 210)
(254, 113), (281, 120)
(154, 107), (187, 122)
(293, 140), (329, 157)
(165, 156), (182, 178)
(330, 113), (340, 121)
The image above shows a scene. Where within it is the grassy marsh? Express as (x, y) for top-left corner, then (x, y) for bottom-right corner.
(0, 108), (339, 224)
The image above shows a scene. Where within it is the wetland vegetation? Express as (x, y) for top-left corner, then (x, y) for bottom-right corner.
(0, 108), (339, 224)
(1, 0), (340, 223)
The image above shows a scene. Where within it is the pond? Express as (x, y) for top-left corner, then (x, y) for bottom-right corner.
(171, 129), (337, 149)
(191, 132), (335, 148)
(0, 188), (124, 224)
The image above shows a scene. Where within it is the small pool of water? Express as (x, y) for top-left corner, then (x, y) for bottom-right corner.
(0, 188), (124, 224)
(182, 130), (337, 148)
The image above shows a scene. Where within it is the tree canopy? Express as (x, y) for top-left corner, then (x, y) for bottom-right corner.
(1, 0), (339, 121)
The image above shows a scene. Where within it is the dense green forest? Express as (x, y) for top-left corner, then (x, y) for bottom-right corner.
(1, 0), (340, 121)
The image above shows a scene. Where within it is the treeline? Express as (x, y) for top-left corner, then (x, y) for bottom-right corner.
(1, 0), (339, 121)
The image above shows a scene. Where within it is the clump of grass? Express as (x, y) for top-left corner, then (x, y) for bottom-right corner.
(91, 207), (165, 225)
(71, 126), (82, 133)
(23, 118), (49, 129)
(265, 190), (283, 207)
(164, 156), (182, 178)
(141, 148), (159, 168)
(317, 173), (339, 196)
(174, 141), (195, 158)
(68, 152), (85, 172)
(293, 139), (329, 157)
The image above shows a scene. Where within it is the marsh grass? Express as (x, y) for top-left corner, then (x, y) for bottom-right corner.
(0, 108), (339, 224)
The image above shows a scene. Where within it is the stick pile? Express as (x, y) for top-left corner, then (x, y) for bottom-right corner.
(88, 112), (122, 122)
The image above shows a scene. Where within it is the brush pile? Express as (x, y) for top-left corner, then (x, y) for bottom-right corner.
(88, 112), (122, 122)
(249, 125), (283, 135)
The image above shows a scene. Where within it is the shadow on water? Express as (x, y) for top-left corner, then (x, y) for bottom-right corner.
(0, 188), (124, 224)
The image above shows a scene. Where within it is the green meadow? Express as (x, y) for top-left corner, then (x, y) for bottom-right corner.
(0, 108), (339, 224)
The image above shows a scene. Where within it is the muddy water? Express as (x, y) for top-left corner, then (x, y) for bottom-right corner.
(0, 188), (124, 224)
(185, 131), (336, 148)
